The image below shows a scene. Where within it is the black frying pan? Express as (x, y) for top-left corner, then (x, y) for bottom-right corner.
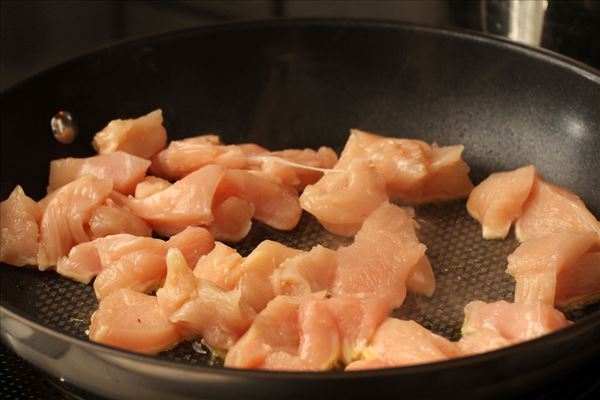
(1, 19), (599, 400)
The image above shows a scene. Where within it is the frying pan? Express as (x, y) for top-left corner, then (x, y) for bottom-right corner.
(1, 19), (599, 400)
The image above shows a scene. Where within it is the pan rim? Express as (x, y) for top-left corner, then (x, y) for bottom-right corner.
(1, 17), (599, 381)
(1, 299), (599, 380)
(0, 17), (598, 98)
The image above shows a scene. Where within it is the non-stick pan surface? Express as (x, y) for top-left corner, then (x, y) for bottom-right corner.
(1, 19), (599, 400)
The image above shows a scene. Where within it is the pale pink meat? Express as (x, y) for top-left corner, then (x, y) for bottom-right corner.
(467, 165), (536, 239)
(506, 232), (598, 306)
(299, 295), (389, 369)
(48, 151), (151, 194)
(336, 130), (432, 195)
(57, 234), (161, 283)
(156, 248), (199, 316)
(165, 249), (254, 349)
(134, 176), (171, 198)
(250, 147), (338, 190)
(335, 130), (473, 202)
(89, 288), (180, 355)
(94, 250), (167, 299)
(151, 134), (336, 189)
(169, 281), (252, 349)
(165, 226), (215, 268)
(260, 352), (311, 371)
(92, 109), (167, 159)
(222, 295), (456, 371)
(238, 240), (304, 314)
(402, 144), (473, 203)
(56, 241), (104, 283)
(299, 159), (388, 236)
(157, 240), (250, 349)
(515, 178), (600, 242)
(0, 186), (42, 266)
(56, 227), (213, 295)
(458, 300), (571, 355)
(208, 197), (255, 242)
(301, 131), (472, 235)
(332, 202), (428, 309)
(345, 319), (461, 370)
(224, 295), (304, 369)
(57, 235), (162, 283)
(555, 252), (600, 307)
(150, 135), (266, 180)
(272, 245), (338, 297)
(215, 169), (301, 231)
(87, 199), (151, 239)
(37, 175), (113, 269)
(93, 227), (214, 299)
(162, 240), (341, 352)
(112, 164), (226, 236)
(405, 255), (436, 297)
(297, 298), (340, 370)
(193, 242), (244, 290)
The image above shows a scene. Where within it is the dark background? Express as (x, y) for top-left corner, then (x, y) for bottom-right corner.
(1, 0), (599, 92)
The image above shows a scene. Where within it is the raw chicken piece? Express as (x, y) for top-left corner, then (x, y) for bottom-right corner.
(402, 145), (473, 203)
(345, 319), (461, 370)
(112, 165), (226, 235)
(158, 239), (249, 349)
(208, 197), (255, 242)
(164, 241), (340, 353)
(333, 202), (428, 309)
(249, 147), (338, 190)
(87, 199), (151, 238)
(336, 130), (432, 195)
(334, 130), (474, 202)
(299, 295), (389, 368)
(89, 288), (180, 354)
(48, 151), (151, 194)
(156, 248), (198, 316)
(194, 242), (244, 290)
(92, 109), (167, 159)
(94, 227), (214, 299)
(297, 298), (340, 370)
(405, 255), (436, 297)
(150, 135), (266, 180)
(467, 165), (536, 239)
(238, 240), (304, 314)
(458, 300), (571, 355)
(152, 133), (337, 190)
(300, 159), (388, 236)
(506, 232), (598, 306)
(555, 252), (600, 307)
(57, 235), (161, 283)
(259, 352), (311, 371)
(224, 295), (305, 369)
(170, 281), (252, 350)
(37, 175), (113, 269)
(215, 169), (301, 231)
(181, 243), (338, 351)
(57, 227), (213, 293)
(134, 176), (171, 198)
(272, 245), (338, 297)
(165, 226), (215, 268)
(515, 178), (600, 242)
(0, 186), (42, 266)
(94, 250), (166, 299)
(235, 294), (374, 371)
(56, 243), (102, 283)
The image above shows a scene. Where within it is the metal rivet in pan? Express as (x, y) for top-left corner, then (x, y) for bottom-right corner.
(51, 111), (77, 144)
